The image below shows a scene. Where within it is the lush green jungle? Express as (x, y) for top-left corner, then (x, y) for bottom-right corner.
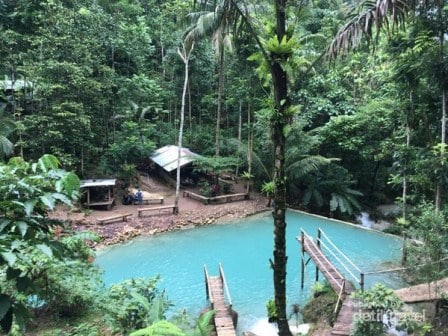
(1, 0), (448, 335)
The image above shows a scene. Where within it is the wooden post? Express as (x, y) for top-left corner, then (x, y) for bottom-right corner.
(316, 229), (321, 283)
(317, 228), (322, 250)
(301, 231), (305, 289)
(360, 272), (364, 291)
(204, 266), (209, 301)
(401, 235), (407, 265)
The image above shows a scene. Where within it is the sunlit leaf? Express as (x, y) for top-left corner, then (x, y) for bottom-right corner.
(36, 244), (53, 258)
(16, 221), (28, 237)
(40, 194), (55, 210)
(23, 200), (37, 217)
(1, 252), (17, 267)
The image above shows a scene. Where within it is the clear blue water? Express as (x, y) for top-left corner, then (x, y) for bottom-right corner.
(95, 210), (404, 333)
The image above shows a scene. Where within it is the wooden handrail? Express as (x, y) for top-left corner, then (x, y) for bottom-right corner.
(315, 228), (364, 289)
(204, 265), (214, 304)
(318, 228), (362, 273)
(334, 279), (346, 314)
(300, 230), (345, 293)
(219, 263), (232, 309)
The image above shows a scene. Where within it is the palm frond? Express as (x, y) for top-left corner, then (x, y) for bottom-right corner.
(328, 0), (412, 59)
(227, 138), (272, 180)
(286, 155), (335, 179)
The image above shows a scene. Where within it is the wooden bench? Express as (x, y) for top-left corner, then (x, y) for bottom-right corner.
(138, 205), (178, 217)
(97, 213), (132, 224)
(141, 196), (164, 204)
(183, 191), (249, 205)
(183, 191), (211, 204)
(210, 192), (249, 203)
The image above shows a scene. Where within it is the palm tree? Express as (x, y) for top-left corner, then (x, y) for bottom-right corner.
(186, 0), (237, 156)
(327, 0), (411, 60)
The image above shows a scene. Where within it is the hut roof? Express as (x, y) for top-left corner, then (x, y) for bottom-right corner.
(150, 145), (199, 172)
(80, 179), (116, 188)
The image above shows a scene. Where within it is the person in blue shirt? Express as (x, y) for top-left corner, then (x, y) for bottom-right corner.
(136, 189), (143, 205)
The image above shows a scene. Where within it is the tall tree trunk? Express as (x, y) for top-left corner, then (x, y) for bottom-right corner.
(246, 101), (252, 193)
(215, 48), (225, 156)
(175, 43), (194, 213)
(236, 99), (242, 176)
(403, 90), (414, 222)
(270, 1), (293, 335)
(188, 80), (192, 131)
(435, 1), (446, 212)
(436, 89), (446, 212)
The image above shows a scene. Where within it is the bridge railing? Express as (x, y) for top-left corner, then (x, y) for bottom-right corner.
(219, 263), (233, 309)
(300, 229), (365, 291)
(317, 228), (365, 290)
(204, 265), (214, 305)
(300, 230), (346, 293)
(204, 264), (233, 309)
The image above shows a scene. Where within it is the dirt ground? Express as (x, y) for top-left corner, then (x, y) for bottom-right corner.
(58, 174), (270, 247)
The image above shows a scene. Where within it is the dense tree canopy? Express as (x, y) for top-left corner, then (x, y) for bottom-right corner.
(1, 0), (448, 334)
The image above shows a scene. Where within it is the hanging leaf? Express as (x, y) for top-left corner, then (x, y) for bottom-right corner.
(60, 172), (80, 199)
(40, 194), (55, 210)
(16, 221), (28, 237)
(1, 252), (17, 267)
(23, 200), (37, 217)
(36, 244), (53, 258)
(37, 154), (60, 172)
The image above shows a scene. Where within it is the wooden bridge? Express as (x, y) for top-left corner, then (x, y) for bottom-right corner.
(204, 264), (237, 336)
(298, 229), (364, 336)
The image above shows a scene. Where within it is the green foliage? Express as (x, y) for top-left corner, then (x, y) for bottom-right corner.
(193, 156), (240, 176)
(108, 121), (156, 167)
(261, 181), (275, 196)
(0, 154), (82, 332)
(35, 257), (102, 318)
(0, 107), (15, 160)
(266, 299), (278, 323)
(299, 163), (362, 216)
(404, 202), (448, 283)
(101, 277), (169, 334)
(353, 284), (402, 311)
(130, 320), (185, 336)
(352, 284), (403, 336)
(193, 310), (215, 336)
(264, 35), (297, 56)
(198, 182), (212, 197)
(301, 282), (337, 325)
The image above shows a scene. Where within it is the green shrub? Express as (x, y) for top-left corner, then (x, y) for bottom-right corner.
(382, 224), (404, 236)
(101, 277), (170, 334)
(301, 290), (337, 325)
(39, 259), (103, 318)
(351, 283), (403, 336)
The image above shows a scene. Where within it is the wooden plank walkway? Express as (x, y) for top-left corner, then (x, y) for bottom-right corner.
(300, 233), (357, 336)
(302, 236), (355, 295)
(204, 264), (236, 336)
(208, 276), (236, 336)
(331, 298), (359, 335)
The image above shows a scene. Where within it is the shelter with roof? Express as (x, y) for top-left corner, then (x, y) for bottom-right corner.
(149, 145), (199, 187)
(80, 179), (116, 210)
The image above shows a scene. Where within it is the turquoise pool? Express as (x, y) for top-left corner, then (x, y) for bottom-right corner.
(95, 210), (404, 333)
